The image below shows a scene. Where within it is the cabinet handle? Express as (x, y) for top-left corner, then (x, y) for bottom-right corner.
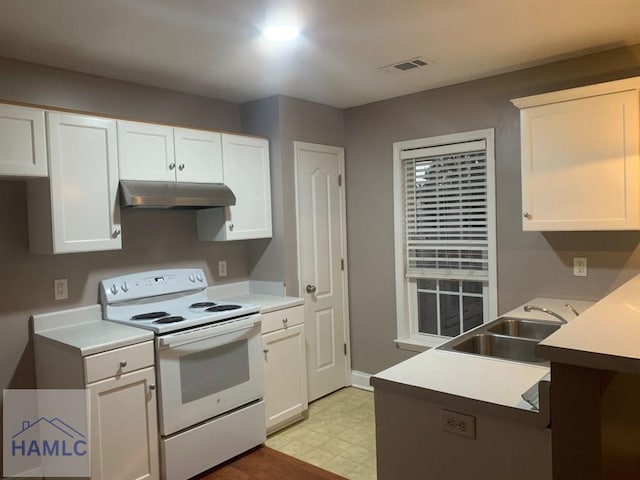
(112, 229), (121, 238)
(229, 223), (234, 231)
(263, 349), (269, 353)
(149, 384), (156, 391)
(178, 164), (185, 171)
(119, 360), (127, 368)
(523, 211), (532, 219)
(169, 163), (176, 170)
(282, 318), (288, 328)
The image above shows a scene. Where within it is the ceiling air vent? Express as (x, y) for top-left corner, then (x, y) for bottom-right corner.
(378, 57), (429, 73)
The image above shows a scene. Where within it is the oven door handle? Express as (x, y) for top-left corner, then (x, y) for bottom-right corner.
(158, 315), (261, 348)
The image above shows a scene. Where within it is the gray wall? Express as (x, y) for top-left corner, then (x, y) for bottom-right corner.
(4, 44), (640, 394)
(344, 45), (640, 375)
(242, 96), (345, 296)
(0, 57), (250, 393)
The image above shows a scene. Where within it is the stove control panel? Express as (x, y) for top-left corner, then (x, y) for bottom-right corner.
(100, 268), (208, 304)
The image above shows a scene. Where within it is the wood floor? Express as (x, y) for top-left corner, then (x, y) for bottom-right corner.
(196, 446), (347, 480)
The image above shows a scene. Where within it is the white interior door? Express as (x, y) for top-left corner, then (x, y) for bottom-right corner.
(295, 141), (350, 402)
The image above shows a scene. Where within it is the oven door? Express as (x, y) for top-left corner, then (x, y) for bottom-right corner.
(156, 314), (263, 436)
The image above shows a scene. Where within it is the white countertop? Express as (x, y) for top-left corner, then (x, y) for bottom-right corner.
(216, 293), (304, 313)
(372, 297), (596, 426)
(32, 305), (153, 356)
(374, 347), (549, 410)
(538, 274), (640, 373)
(205, 281), (304, 313)
(31, 284), (303, 356)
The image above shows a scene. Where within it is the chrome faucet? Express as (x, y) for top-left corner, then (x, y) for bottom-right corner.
(523, 305), (568, 324)
(564, 303), (580, 317)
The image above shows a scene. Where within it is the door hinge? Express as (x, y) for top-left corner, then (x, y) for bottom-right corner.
(341, 259), (344, 271)
(338, 174), (342, 187)
(344, 343), (348, 355)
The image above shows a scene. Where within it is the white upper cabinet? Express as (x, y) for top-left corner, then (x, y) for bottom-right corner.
(118, 121), (175, 181)
(0, 103), (47, 177)
(512, 77), (640, 231)
(28, 112), (122, 253)
(197, 134), (272, 241)
(174, 127), (223, 183)
(118, 120), (222, 183)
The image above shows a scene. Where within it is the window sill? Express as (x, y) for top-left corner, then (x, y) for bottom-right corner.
(394, 334), (449, 352)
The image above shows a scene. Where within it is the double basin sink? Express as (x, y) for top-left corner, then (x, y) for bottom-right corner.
(438, 317), (562, 364)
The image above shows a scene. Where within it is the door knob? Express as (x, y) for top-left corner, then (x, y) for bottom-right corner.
(306, 284), (317, 294)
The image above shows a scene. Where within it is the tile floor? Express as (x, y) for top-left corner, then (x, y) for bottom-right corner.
(266, 387), (377, 480)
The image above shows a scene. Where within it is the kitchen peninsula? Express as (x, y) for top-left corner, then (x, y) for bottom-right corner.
(371, 297), (595, 480)
(537, 275), (640, 480)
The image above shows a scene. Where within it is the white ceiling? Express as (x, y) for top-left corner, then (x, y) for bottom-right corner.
(1, 0), (640, 108)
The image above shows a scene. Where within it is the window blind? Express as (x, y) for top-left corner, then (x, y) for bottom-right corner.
(401, 139), (488, 280)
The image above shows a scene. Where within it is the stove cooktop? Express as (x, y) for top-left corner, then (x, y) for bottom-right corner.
(99, 268), (260, 334)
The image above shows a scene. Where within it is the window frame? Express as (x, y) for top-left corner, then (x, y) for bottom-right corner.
(393, 128), (498, 351)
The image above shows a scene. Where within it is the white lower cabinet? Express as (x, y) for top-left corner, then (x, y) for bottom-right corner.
(28, 112), (122, 253)
(35, 339), (159, 480)
(261, 305), (307, 434)
(197, 134), (272, 241)
(88, 367), (159, 480)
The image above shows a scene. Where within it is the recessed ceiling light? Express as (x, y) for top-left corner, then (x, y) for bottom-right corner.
(262, 25), (300, 43)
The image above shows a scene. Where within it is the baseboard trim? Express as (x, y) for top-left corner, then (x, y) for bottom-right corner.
(350, 370), (373, 391)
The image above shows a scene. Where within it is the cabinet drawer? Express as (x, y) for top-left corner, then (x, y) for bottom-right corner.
(85, 341), (154, 384)
(261, 305), (304, 334)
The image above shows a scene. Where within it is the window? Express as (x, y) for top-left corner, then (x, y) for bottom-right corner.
(393, 129), (497, 350)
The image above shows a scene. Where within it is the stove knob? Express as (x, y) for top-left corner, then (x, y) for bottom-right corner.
(121, 281), (129, 293)
(110, 284), (118, 295)
(196, 273), (203, 282)
(188, 273), (196, 283)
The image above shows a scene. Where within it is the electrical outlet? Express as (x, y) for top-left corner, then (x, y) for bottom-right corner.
(218, 260), (228, 277)
(54, 278), (68, 300)
(442, 409), (476, 439)
(573, 257), (587, 277)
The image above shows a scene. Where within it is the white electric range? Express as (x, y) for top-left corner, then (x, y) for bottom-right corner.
(100, 268), (265, 480)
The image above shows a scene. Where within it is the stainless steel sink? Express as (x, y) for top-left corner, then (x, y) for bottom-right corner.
(437, 316), (562, 364)
(447, 333), (545, 364)
(486, 317), (561, 340)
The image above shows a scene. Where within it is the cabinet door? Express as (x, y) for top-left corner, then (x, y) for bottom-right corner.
(88, 367), (159, 480)
(118, 121), (175, 181)
(174, 127), (223, 183)
(521, 90), (640, 231)
(196, 134), (272, 241)
(0, 103), (47, 177)
(222, 134), (272, 239)
(263, 324), (308, 433)
(46, 112), (122, 252)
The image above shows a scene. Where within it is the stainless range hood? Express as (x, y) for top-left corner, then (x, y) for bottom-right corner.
(119, 180), (236, 209)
